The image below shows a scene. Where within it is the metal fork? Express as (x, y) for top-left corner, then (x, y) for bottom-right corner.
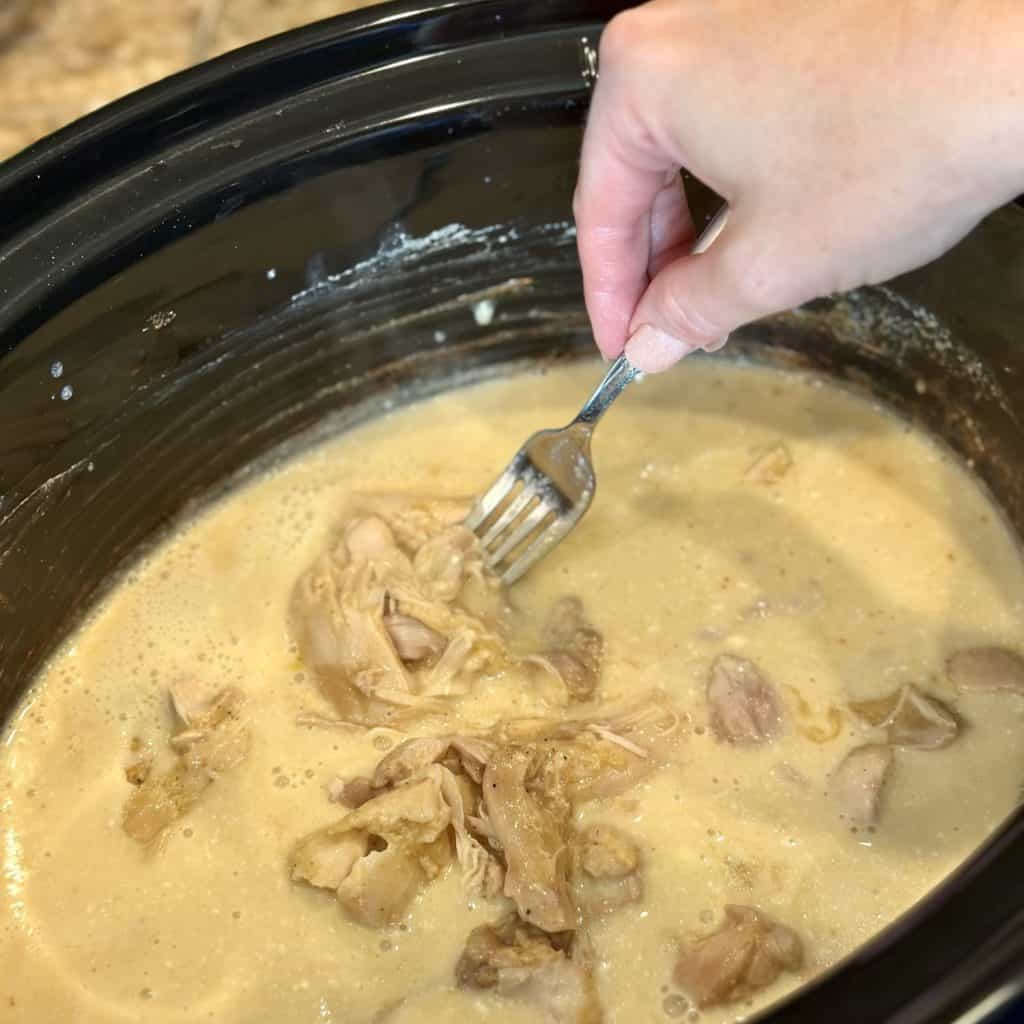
(465, 206), (730, 583)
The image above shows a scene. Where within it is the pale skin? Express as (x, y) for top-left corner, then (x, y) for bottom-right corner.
(574, 0), (1024, 372)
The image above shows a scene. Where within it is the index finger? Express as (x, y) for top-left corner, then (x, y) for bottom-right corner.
(573, 74), (684, 358)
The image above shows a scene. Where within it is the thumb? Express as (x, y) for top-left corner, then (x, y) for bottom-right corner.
(624, 211), (795, 373)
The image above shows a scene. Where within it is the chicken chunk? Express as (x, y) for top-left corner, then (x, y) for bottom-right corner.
(850, 685), (958, 749)
(577, 825), (639, 880)
(344, 775), (452, 846)
(674, 905), (804, 1009)
(168, 684), (249, 773)
(413, 526), (484, 604)
(327, 775), (375, 808)
(122, 761), (214, 845)
(122, 684), (249, 845)
(291, 760), (508, 924)
(337, 838), (451, 928)
(829, 743), (893, 827)
(290, 775), (455, 925)
(292, 828), (370, 890)
(707, 655), (783, 744)
(456, 915), (602, 1024)
(290, 525), (417, 717)
(537, 597), (605, 702)
(946, 646), (1024, 695)
(483, 747), (576, 933)
(574, 825), (642, 918)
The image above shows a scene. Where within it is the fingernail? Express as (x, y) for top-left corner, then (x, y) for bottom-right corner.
(624, 324), (697, 373)
(702, 333), (730, 353)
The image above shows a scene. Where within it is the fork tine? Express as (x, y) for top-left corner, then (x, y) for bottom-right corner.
(500, 519), (567, 584)
(464, 465), (520, 532)
(488, 499), (556, 567)
(479, 482), (538, 549)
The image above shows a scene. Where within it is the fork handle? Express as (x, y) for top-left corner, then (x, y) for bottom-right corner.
(574, 204), (730, 429)
(575, 354), (640, 427)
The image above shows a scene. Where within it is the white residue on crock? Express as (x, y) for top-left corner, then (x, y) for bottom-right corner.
(287, 220), (575, 305)
(472, 299), (496, 326)
(0, 448), (113, 562)
(786, 286), (1015, 422)
(143, 310), (177, 332)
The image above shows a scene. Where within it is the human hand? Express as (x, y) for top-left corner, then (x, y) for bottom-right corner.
(574, 0), (1024, 372)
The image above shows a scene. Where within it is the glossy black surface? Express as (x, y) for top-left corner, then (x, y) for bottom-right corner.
(0, 2), (1022, 1021)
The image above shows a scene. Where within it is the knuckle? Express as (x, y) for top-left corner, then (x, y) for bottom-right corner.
(659, 280), (727, 345)
(598, 9), (649, 70)
(721, 238), (801, 318)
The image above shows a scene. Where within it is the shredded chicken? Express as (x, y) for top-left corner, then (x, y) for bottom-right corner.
(122, 682), (249, 844)
(493, 693), (681, 802)
(829, 743), (893, 826)
(288, 693), (679, 953)
(850, 685), (959, 749)
(946, 646), (1024, 695)
(429, 763), (504, 898)
(291, 729), (521, 924)
(707, 655), (784, 744)
(290, 496), (612, 724)
(290, 500), (510, 724)
(285, 503), (684, 1019)
(372, 735), (494, 790)
(674, 905), (804, 1008)
(456, 914), (602, 1024)
(475, 699), (678, 933)
(484, 746), (576, 932)
(384, 613), (446, 662)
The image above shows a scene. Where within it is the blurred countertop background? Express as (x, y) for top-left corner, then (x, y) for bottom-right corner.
(0, 0), (376, 161)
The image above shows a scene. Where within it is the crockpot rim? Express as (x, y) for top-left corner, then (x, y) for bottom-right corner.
(0, 3), (1021, 1022)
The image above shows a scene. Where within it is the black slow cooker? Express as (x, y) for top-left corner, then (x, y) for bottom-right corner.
(0, 2), (1021, 1021)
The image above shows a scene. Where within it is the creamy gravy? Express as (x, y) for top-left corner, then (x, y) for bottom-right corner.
(2, 360), (1023, 1023)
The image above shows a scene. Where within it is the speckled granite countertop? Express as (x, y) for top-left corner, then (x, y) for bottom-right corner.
(0, 0), (376, 162)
